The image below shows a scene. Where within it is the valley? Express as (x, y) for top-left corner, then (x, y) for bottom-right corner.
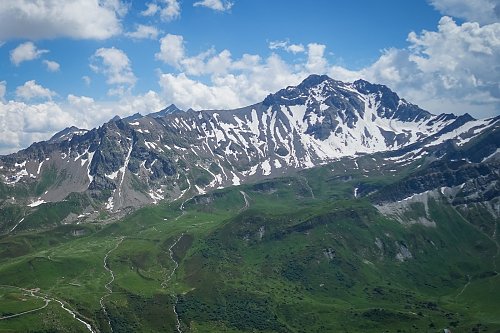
(0, 147), (499, 332)
(0, 75), (498, 332)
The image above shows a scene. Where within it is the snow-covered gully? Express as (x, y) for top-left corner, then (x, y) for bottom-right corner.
(9, 217), (25, 233)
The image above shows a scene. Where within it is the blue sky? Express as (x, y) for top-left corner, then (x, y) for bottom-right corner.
(0, 0), (499, 154)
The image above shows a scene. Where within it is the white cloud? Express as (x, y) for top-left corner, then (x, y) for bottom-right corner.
(82, 76), (91, 86)
(193, 0), (233, 11)
(269, 40), (305, 54)
(0, 100), (74, 153)
(101, 0), (129, 17)
(154, 35), (323, 109)
(160, 0), (181, 21)
(159, 73), (241, 110)
(125, 24), (159, 40)
(2, 13), (499, 155)
(142, 0), (180, 21)
(355, 17), (500, 117)
(0, 0), (126, 40)
(0, 81), (6, 102)
(43, 60), (60, 72)
(91, 47), (136, 95)
(156, 34), (186, 68)
(429, 0), (500, 25)
(0, 90), (166, 154)
(141, 2), (160, 16)
(15, 80), (56, 101)
(157, 49), (304, 110)
(10, 42), (48, 66)
(66, 91), (164, 126)
(155, 22), (499, 118)
(305, 43), (328, 74)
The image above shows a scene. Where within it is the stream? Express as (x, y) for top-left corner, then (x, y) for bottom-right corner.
(99, 236), (125, 332)
(0, 285), (96, 332)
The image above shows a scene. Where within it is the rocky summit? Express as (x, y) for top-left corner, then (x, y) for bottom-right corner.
(0, 74), (498, 216)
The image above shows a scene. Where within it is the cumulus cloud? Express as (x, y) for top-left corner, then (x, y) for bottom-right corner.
(155, 34), (319, 109)
(66, 91), (164, 126)
(193, 0), (233, 12)
(10, 42), (48, 66)
(125, 24), (159, 40)
(157, 43), (305, 110)
(155, 16), (500, 118)
(429, 0), (500, 25)
(142, 0), (180, 21)
(0, 90), (165, 154)
(156, 34), (186, 68)
(161, 0), (181, 20)
(306, 43), (328, 74)
(15, 80), (56, 101)
(0, 0), (126, 40)
(43, 60), (60, 72)
(355, 17), (500, 117)
(269, 40), (305, 54)
(141, 2), (160, 16)
(91, 47), (136, 95)
(0, 100), (74, 152)
(159, 73), (241, 110)
(3, 10), (499, 154)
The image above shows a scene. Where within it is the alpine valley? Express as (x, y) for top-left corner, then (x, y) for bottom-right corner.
(0, 75), (499, 332)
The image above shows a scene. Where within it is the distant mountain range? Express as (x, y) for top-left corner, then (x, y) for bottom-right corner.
(0, 74), (498, 219)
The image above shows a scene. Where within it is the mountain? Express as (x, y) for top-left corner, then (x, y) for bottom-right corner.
(0, 75), (499, 332)
(48, 126), (88, 143)
(0, 74), (497, 220)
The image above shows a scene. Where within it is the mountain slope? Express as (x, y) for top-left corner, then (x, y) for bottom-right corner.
(0, 75), (498, 332)
(0, 134), (498, 332)
(0, 74), (498, 228)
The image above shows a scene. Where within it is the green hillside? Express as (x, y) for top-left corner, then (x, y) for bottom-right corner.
(0, 156), (499, 332)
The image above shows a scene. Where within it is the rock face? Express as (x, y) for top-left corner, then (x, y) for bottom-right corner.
(0, 74), (498, 212)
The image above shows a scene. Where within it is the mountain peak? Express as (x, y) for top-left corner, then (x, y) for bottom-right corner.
(49, 126), (88, 143)
(297, 74), (333, 88)
(148, 104), (183, 118)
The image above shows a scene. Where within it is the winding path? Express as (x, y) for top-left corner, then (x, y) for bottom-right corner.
(455, 274), (471, 298)
(99, 236), (125, 332)
(0, 289), (49, 320)
(453, 208), (500, 298)
(0, 285), (96, 332)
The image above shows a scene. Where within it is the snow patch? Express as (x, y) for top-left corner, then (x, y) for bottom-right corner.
(37, 161), (44, 175)
(10, 217), (25, 232)
(105, 170), (119, 180)
(482, 148), (500, 162)
(261, 160), (272, 176)
(28, 199), (46, 207)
